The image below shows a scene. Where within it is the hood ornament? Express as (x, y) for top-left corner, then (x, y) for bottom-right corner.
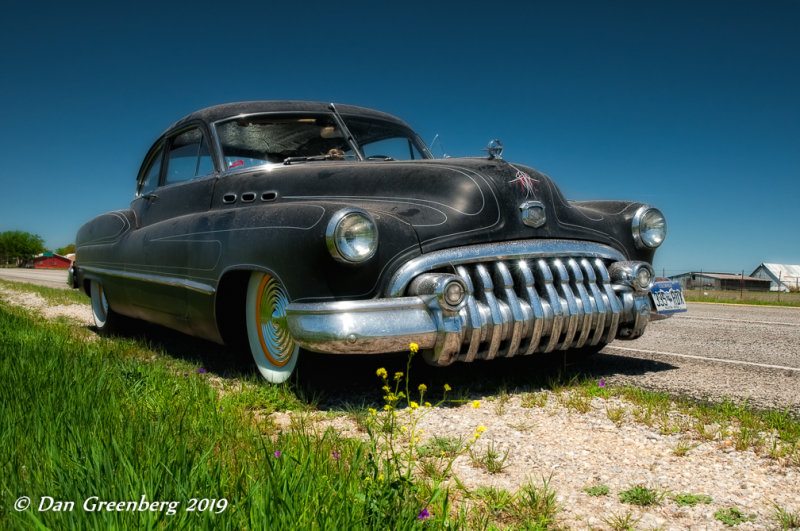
(520, 201), (546, 228)
(484, 139), (503, 160)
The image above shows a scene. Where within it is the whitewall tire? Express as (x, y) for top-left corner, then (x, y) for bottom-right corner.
(245, 271), (299, 383)
(90, 280), (118, 334)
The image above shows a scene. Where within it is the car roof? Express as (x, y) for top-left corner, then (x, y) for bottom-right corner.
(167, 101), (411, 133)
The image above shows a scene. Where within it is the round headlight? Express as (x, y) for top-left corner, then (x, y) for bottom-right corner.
(632, 207), (667, 249)
(326, 209), (378, 263)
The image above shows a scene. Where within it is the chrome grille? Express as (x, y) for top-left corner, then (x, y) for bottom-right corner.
(439, 257), (622, 360)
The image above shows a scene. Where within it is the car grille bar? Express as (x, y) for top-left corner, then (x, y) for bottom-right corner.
(449, 257), (623, 361)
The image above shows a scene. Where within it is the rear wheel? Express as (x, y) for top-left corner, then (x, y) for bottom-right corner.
(245, 271), (299, 383)
(90, 280), (123, 334)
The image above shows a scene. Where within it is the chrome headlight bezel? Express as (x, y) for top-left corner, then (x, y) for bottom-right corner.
(326, 208), (379, 264)
(609, 261), (655, 292)
(632, 206), (667, 249)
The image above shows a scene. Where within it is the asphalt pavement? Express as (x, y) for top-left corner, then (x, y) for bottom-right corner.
(0, 268), (69, 289)
(595, 303), (800, 414)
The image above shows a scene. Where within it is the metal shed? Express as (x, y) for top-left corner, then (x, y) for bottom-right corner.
(670, 272), (771, 291)
(750, 263), (800, 292)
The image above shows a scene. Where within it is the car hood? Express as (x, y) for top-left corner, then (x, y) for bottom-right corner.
(238, 158), (651, 261)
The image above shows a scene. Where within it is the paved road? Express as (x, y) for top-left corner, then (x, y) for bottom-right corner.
(0, 268), (69, 289)
(595, 303), (800, 414)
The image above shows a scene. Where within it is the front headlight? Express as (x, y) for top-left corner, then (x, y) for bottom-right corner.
(632, 206), (666, 249)
(326, 208), (379, 263)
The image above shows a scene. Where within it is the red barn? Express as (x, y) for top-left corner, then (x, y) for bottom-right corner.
(33, 253), (72, 269)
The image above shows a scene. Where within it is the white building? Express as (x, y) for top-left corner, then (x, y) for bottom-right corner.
(750, 263), (800, 292)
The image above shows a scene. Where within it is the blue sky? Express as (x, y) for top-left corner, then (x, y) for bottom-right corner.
(1, 0), (798, 276)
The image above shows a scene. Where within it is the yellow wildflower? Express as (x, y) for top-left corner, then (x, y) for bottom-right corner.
(424, 402), (432, 408)
(368, 408), (377, 416)
(476, 426), (487, 433)
(472, 400), (480, 408)
(384, 404), (392, 411)
(410, 342), (419, 353)
(409, 401), (419, 410)
(394, 371), (404, 381)
(444, 384), (452, 392)
(376, 368), (388, 379)
(401, 425), (408, 432)
(382, 385), (390, 392)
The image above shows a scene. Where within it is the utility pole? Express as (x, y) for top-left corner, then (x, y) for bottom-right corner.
(740, 270), (744, 299)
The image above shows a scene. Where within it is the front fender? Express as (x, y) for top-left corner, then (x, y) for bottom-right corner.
(208, 201), (421, 302)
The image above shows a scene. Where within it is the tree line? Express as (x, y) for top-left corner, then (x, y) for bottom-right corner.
(0, 230), (74, 266)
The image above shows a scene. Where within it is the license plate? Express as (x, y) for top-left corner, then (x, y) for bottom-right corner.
(650, 281), (687, 314)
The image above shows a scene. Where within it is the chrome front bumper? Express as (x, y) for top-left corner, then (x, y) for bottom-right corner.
(286, 240), (654, 366)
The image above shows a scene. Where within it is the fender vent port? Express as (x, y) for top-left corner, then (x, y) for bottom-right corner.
(222, 193), (237, 204)
(261, 191), (278, 202)
(241, 192), (256, 202)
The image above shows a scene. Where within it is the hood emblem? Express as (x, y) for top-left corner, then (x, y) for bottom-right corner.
(520, 201), (546, 228)
(484, 139), (503, 159)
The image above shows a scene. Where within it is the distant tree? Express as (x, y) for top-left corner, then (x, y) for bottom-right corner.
(0, 230), (45, 265)
(56, 243), (76, 255)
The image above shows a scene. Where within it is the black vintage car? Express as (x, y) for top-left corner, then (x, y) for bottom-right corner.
(70, 101), (684, 382)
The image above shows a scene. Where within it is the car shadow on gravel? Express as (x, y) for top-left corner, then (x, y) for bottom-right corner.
(91, 320), (678, 412)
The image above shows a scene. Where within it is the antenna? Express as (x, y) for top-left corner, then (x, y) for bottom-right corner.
(429, 133), (450, 159)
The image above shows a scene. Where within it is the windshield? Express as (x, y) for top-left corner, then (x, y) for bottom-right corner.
(215, 112), (431, 170)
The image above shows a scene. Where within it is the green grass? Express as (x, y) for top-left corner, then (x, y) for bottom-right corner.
(714, 507), (756, 526)
(0, 303), (446, 529)
(583, 485), (610, 497)
(684, 288), (800, 307)
(619, 485), (663, 506)
(672, 493), (713, 507)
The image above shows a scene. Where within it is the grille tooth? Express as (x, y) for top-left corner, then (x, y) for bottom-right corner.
(568, 258), (595, 349)
(552, 260), (580, 350)
(535, 259), (563, 353)
(593, 258), (622, 343)
(473, 264), (504, 360)
(456, 265), (482, 362)
(448, 256), (622, 360)
(581, 258), (607, 346)
(493, 262), (525, 358)
(513, 260), (545, 355)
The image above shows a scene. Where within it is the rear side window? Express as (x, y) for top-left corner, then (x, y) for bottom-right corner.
(164, 128), (214, 185)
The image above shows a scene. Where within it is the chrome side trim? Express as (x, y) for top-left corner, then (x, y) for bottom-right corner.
(388, 239), (626, 296)
(79, 266), (216, 295)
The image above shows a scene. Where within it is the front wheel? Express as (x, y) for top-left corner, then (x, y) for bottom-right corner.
(245, 272), (299, 383)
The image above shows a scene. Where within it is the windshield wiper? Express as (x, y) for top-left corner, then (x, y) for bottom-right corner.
(283, 153), (343, 165)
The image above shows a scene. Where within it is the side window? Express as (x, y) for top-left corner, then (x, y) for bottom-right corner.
(138, 144), (163, 195)
(164, 128), (214, 185)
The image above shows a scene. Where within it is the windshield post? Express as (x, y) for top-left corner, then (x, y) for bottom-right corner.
(328, 103), (364, 161)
